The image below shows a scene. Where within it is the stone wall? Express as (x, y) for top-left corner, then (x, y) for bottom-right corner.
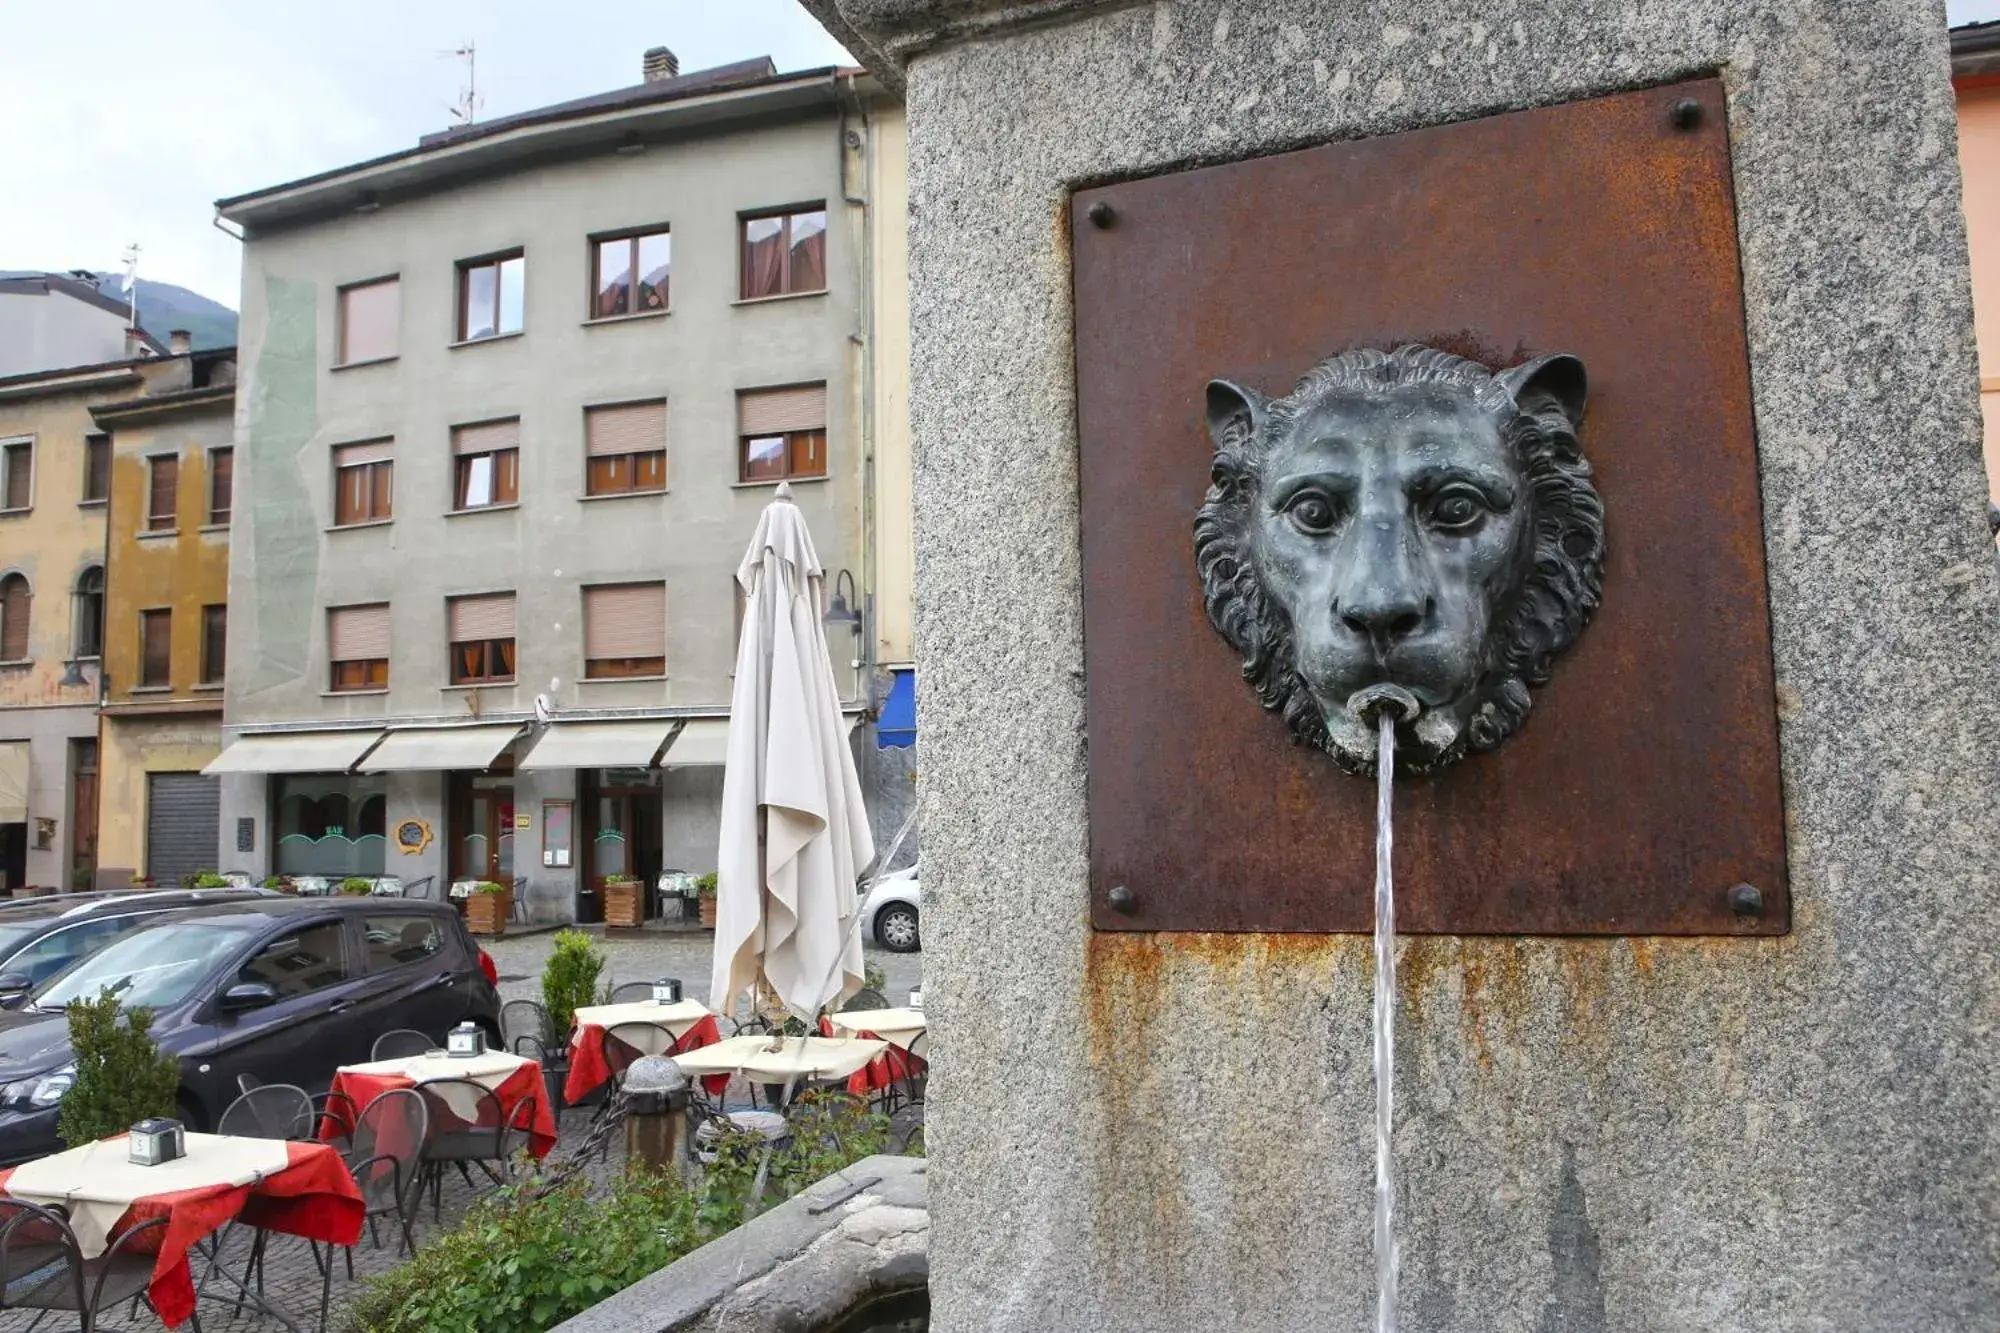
(805, 1), (2000, 1329)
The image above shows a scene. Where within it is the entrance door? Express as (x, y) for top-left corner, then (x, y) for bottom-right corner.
(449, 772), (515, 886)
(70, 740), (97, 892)
(585, 773), (663, 913)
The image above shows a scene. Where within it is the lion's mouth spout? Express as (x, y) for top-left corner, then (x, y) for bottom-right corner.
(1345, 683), (1422, 727)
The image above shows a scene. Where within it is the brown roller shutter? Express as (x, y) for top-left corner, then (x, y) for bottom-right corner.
(339, 278), (400, 364)
(452, 418), (520, 456)
(585, 401), (666, 457)
(334, 439), (394, 466)
(450, 593), (516, 641)
(584, 583), (665, 659)
(329, 604), (390, 660)
(737, 384), (826, 435)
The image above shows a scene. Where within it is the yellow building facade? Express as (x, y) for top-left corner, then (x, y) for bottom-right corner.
(92, 349), (236, 884)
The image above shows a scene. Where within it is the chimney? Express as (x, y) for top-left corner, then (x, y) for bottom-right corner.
(643, 46), (679, 83)
(169, 329), (192, 356)
(123, 328), (147, 358)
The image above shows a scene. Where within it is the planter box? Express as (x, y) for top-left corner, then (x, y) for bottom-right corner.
(604, 882), (644, 928)
(465, 891), (511, 936)
(699, 896), (718, 929)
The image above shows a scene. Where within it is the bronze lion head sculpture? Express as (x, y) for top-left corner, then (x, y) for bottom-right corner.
(1193, 344), (1605, 775)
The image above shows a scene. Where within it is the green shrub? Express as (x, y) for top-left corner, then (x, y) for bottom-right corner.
(472, 880), (507, 895)
(692, 871), (718, 900)
(338, 877), (374, 895)
(58, 990), (180, 1148)
(194, 872), (231, 889)
(339, 1166), (701, 1333)
(540, 929), (606, 1041)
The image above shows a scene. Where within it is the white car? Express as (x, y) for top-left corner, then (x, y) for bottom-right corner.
(861, 866), (920, 953)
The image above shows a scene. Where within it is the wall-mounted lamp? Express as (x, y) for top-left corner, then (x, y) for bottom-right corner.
(825, 570), (863, 633)
(58, 659), (87, 689)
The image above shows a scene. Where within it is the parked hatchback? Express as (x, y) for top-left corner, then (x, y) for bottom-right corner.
(0, 897), (499, 1165)
(862, 866), (920, 953)
(0, 888), (278, 1008)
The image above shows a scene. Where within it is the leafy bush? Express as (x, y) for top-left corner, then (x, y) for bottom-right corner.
(540, 930), (606, 1042)
(339, 1167), (701, 1333)
(602, 873), (639, 886)
(262, 875), (289, 891)
(692, 871), (718, 900)
(194, 872), (231, 889)
(59, 990), (180, 1148)
(863, 959), (887, 994)
(338, 877), (374, 895)
(472, 880), (507, 896)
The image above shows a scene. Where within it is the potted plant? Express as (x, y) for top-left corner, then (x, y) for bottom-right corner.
(465, 880), (511, 935)
(338, 877), (374, 896)
(601, 874), (643, 929)
(194, 872), (231, 889)
(262, 875), (294, 895)
(694, 871), (719, 929)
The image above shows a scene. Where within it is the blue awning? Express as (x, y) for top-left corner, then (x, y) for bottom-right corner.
(878, 669), (915, 749)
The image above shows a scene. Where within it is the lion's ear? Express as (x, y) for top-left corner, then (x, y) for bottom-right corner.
(1206, 380), (1266, 453)
(1496, 353), (1587, 430)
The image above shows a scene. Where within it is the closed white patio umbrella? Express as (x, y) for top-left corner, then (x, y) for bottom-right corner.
(710, 483), (875, 1022)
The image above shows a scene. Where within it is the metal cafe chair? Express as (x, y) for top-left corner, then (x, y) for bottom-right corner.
(217, 1084), (317, 1141)
(608, 982), (656, 1004)
(340, 1088), (429, 1272)
(399, 875), (438, 903)
(0, 1199), (180, 1331)
(371, 1029), (434, 1062)
(499, 999), (553, 1057)
(413, 1079), (538, 1221)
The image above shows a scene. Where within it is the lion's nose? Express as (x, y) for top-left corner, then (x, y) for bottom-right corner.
(1339, 592), (1431, 642)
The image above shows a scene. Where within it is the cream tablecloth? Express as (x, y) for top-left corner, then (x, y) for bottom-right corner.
(669, 1034), (886, 1083)
(825, 1008), (926, 1051)
(6, 1132), (290, 1258)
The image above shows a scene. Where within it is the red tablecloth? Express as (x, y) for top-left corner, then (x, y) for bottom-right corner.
(565, 1013), (725, 1102)
(0, 1139), (362, 1329)
(819, 1016), (927, 1097)
(322, 1057), (558, 1160)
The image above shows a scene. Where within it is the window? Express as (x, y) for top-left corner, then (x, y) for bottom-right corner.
(1, 441), (31, 511)
(200, 604), (226, 685)
(206, 448), (233, 525)
(0, 574), (29, 660)
(73, 567), (103, 659)
(737, 384), (828, 483)
(328, 603), (390, 691)
(237, 921), (353, 1000)
(146, 455), (178, 532)
(458, 252), (525, 341)
(740, 207), (827, 299)
(8, 916), (144, 987)
(583, 582), (666, 678)
(364, 913), (445, 970)
(449, 592), (516, 684)
(139, 609), (171, 687)
(81, 435), (108, 504)
(337, 277), (400, 365)
(584, 401), (667, 496)
(452, 419), (520, 510)
(275, 775), (387, 876)
(332, 440), (394, 526)
(591, 229), (670, 318)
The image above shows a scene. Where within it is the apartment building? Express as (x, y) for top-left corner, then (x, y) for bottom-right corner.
(90, 346), (237, 885)
(211, 51), (911, 915)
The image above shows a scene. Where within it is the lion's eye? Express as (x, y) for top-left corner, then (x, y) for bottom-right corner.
(1284, 494), (1339, 534)
(1427, 487), (1488, 532)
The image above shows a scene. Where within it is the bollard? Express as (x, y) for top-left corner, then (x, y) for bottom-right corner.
(622, 1055), (694, 1181)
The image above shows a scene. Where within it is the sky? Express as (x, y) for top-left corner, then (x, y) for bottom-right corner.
(0, 1), (850, 308)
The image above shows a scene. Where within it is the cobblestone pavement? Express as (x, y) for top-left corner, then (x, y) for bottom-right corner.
(483, 925), (928, 1011)
(0, 929), (927, 1331)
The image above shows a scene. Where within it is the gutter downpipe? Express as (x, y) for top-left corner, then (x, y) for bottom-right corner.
(839, 72), (879, 715)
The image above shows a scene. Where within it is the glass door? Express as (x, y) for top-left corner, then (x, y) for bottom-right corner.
(449, 772), (515, 886)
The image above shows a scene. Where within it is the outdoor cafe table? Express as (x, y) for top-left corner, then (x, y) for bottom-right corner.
(564, 998), (725, 1103)
(323, 1049), (558, 1159)
(0, 1132), (363, 1328)
(669, 1034), (889, 1097)
(824, 1008), (926, 1051)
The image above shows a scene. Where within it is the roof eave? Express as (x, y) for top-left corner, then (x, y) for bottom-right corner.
(217, 71), (851, 236)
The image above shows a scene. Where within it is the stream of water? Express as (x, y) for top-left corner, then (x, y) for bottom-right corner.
(1372, 709), (1400, 1333)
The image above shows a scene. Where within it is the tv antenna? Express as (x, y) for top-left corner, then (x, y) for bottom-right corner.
(443, 42), (481, 125)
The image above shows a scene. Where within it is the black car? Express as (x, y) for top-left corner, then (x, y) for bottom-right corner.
(0, 888), (278, 1007)
(0, 897), (500, 1165)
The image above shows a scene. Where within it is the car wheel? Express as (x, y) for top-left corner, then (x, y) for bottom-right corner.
(875, 904), (920, 953)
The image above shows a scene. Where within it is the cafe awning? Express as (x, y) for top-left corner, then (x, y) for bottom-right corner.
(661, 713), (861, 768)
(203, 730), (386, 776)
(517, 719), (677, 771)
(359, 723), (524, 773)
(0, 742), (27, 823)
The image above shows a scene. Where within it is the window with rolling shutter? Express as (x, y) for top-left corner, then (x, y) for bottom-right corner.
(333, 440), (393, 526)
(449, 593), (517, 684)
(337, 277), (400, 365)
(452, 418), (521, 510)
(736, 384), (827, 484)
(328, 604), (390, 691)
(2, 441), (33, 511)
(139, 609), (171, 687)
(207, 449), (233, 525)
(584, 400), (667, 497)
(0, 574), (29, 661)
(200, 605), (226, 686)
(146, 456), (178, 532)
(583, 583), (666, 678)
(82, 436), (108, 504)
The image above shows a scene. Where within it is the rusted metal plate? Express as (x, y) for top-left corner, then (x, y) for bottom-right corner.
(1073, 78), (1788, 936)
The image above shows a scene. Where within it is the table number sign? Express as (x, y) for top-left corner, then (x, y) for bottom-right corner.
(446, 1021), (487, 1058)
(128, 1118), (186, 1166)
(652, 978), (683, 1004)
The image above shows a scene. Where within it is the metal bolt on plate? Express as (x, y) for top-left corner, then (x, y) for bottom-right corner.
(1727, 882), (1763, 917)
(1108, 885), (1136, 914)
(1087, 201), (1115, 229)
(1669, 98), (1703, 131)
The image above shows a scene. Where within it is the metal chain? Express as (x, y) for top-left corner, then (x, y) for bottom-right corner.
(531, 1090), (632, 1199)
